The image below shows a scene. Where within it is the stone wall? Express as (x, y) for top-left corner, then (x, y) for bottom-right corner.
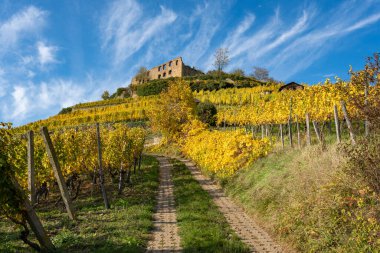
(131, 57), (202, 85)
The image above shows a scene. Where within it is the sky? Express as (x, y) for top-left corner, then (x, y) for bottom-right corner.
(0, 0), (379, 126)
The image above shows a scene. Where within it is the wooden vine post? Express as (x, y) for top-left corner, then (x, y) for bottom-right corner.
(27, 130), (36, 205)
(40, 127), (75, 220)
(296, 116), (301, 148)
(340, 100), (356, 145)
(12, 178), (55, 252)
(288, 98), (293, 148)
(312, 121), (323, 144)
(96, 123), (110, 209)
(333, 104), (341, 143)
(305, 113), (311, 146)
(280, 124), (284, 148)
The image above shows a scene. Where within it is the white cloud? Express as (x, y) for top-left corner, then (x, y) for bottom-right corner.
(0, 5), (51, 105)
(323, 73), (336, 78)
(11, 85), (30, 119)
(3, 79), (86, 124)
(37, 41), (58, 65)
(37, 80), (85, 108)
(231, 11), (280, 59)
(344, 13), (380, 32)
(254, 10), (309, 59)
(101, 0), (177, 65)
(202, 9), (282, 71)
(180, 2), (226, 67)
(268, 3), (380, 80)
(198, 0), (380, 80)
(0, 68), (7, 97)
(0, 6), (46, 55)
(223, 14), (256, 51)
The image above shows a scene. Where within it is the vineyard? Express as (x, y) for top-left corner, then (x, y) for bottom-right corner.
(1, 54), (379, 252)
(1, 122), (148, 251)
(17, 96), (158, 132)
(196, 81), (365, 125)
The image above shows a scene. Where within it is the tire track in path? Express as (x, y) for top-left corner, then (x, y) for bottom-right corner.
(146, 156), (182, 253)
(177, 157), (282, 253)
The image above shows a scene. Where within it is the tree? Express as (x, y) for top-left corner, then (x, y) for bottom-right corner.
(148, 79), (195, 141)
(101, 90), (110, 100)
(213, 48), (230, 76)
(252, 67), (269, 81)
(347, 53), (380, 130)
(135, 67), (149, 82)
(231, 68), (245, 77)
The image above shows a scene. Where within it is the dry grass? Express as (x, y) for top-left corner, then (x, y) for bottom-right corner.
(225, 143), (380, 252)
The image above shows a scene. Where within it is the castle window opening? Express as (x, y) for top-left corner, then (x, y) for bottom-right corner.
(169, 70), (172, 75)
(163, 64), (166, 70)
(163, 72), (166, 77)
(176, 60), (178, 65)
(169, 61), (172, 67)
(158, 74), (161, 79)
(158, 66), (161, 71)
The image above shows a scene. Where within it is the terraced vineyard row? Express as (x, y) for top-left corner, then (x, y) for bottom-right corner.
(17, 96), (159, 131)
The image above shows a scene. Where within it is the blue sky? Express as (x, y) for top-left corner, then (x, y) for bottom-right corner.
(0, 0), (379, 126)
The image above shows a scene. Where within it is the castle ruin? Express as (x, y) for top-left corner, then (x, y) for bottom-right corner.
(131, 57), (203, 85)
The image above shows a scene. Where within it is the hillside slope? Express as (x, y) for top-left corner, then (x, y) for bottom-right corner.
(225, 144), (380, 252)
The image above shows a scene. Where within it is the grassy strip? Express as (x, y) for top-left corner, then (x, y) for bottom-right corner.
(224, 145), (380, 252)
(171, 159), (250, 253)
(0, 155), (159, 253)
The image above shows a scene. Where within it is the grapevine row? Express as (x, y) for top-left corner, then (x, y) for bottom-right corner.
(6, 123), (146, 193)
(194, 81), (373, 125)
(17, 96), (159, 131)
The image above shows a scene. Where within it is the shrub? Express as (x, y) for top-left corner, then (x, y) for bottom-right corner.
(182, 126), (272, 179)
(195, 101), (217, 126)
(340, 135), (380, 194)
(110, 87), (130, 98)
(136, 79), (172, 96)
(58, 107), (72, 114)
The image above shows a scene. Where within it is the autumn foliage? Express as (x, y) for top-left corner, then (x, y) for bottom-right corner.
(149, 80), (272, 178)
(148, 79), (195, 142)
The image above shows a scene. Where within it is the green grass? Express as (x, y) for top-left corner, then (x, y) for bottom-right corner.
(0, 155), (159, 253)
(224, 143), (380, 252)
(171, 159), (250, 253)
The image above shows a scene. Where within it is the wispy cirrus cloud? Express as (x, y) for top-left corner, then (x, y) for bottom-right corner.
(207, 7), (311, 73)
(2, 0), (380, 126)
(268, 2), (380, 80)
(197, 0), (380, 80)
(180, 1), (229, 68)
(0, 6), (47, 55)
(101, 0), (177, 65)
(344, 12), (380, 32)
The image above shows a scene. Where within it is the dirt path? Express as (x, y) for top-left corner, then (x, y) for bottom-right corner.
(146, 156), (182, 253)
(177, 158), (282, 253)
